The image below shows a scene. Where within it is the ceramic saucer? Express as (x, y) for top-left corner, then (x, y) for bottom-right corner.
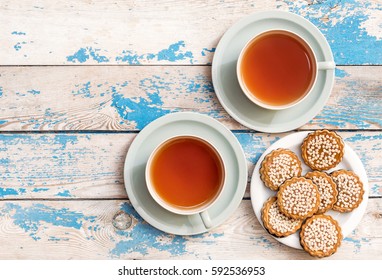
(250, 131), (369, 249)
(212, 10), (335, 133)
(124, 112), (247, 235)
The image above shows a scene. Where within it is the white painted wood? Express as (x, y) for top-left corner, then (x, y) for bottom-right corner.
(0, 199), (380, 259)
(0, 0), (380, 261)
(0, 132), (380, 199)
(0, 1), (381, 65)
(0, 66), (380, 131)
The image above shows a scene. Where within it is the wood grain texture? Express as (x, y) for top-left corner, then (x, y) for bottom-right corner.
(0, 132), (380, 199)
(0, 0), (380, 261)
(0, 66), (380, 131)
(0, 0), (381, 65)
(0, 199), (380, 259)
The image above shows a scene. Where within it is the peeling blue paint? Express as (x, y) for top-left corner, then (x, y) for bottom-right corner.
(48, 236), (68, 242)
(371, 184), (380, 196)
(120, 81), (129, 87)
(335, 68), (350, 78)
(344, 235), (370, 253)
(110, 84), (171, 129)
(73, 81), (93, 98)
(27, 89), (41, 95)
(0, 120), (8, 125)
(14, 42), (25, 51)
(11, 31), (26, 35)
(0, 203), (96, 241)
(115, 50), (142, 64)
(0, 188), (26, 198)
(212, 233), (224, 238)
(286, 0), (382, 64)
(15, 89), (41, 96)
(157, 41), (193, 62)
(66, 47), (109, 63)
(250, 236), (274, 249)
(0, 86), (3, 96)
(344, 133), (382, 143)
(69, 42), (192, 64)
(185, 80), (202, 93)
(0, 158), (10, 165)
(56, 190), (72, 197)
(115, 41), (193, 64)
(201, 47), (216, 56)
(53, 135), (78, 148)
(110, 202), (187, 257)
(32, 188), (49, 193)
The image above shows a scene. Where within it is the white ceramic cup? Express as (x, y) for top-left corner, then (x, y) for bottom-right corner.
(237, 29), (335, 110)
(145, 135), (226, 229)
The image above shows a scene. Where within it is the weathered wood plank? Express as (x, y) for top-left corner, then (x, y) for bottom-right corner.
(0, 1), (381, 65)
(0, 199), (380, 259)
(0, 132), (380, 199)
(0, 66), (380, 131)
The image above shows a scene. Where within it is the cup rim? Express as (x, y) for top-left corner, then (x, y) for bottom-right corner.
(145, 134), (226, 216)
(236, 29), (318, 110)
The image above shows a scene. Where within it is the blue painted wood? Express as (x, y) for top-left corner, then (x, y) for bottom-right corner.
(0, 66), (380, 131)
(0, 1), (381, 65)
(0, 200), (379, 259)
(0, 132), (380, 199)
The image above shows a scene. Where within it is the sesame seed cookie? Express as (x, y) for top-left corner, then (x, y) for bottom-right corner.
(300, 214), (342, 258)
(331, 170), (364, 213)
(301, 130), (344, 171)
(261, 196), (303, 237)
(260, 148), (302, 191)
(305, 171), (338, 214)
(277, 177), (320, 220)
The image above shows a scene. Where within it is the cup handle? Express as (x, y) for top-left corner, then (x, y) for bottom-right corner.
(318, 61), (336, 70)
(200, 211), (212, 229)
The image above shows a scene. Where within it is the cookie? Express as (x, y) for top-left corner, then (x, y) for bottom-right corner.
(300, 214), (342, 258)
(261, 196), (303, 237)
(301, 130), (344, 171)
(331, 170), (364, 212)
(277, 177), (320, 220)
(305, 171), (338, 214)
(260, 148), (302, 191)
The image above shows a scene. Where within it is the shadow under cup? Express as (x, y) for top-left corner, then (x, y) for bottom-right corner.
(237, 30), (319, 110)
(145, 135), (226, 228)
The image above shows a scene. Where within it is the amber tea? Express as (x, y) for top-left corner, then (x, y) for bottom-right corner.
(238, 30), (317, 108)
(148, 136), (224, 210)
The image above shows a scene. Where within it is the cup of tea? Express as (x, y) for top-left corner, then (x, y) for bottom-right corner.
(145, 135), (226, 229)
(236, 29), (335, 110)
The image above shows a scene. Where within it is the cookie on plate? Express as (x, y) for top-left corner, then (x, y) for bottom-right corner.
(260, 148), (302, 191)
(261, 196), (303, 237)
(277, 177), (320, 220)
(331, 170), (364, 212)
(300, 214), (342, 258)
(305, 171), (338, 214)
(301, 130), (344, 171)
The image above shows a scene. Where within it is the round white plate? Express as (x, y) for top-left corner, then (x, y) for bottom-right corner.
(124, 112), (248, 235)
(212, 11), (335, 133)
(250, 131), (369, 249)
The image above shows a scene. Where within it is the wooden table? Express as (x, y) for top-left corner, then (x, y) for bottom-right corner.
(0, 1), (381, 260)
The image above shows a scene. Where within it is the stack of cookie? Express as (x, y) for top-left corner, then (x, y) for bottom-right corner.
(260, 130), (364, 257)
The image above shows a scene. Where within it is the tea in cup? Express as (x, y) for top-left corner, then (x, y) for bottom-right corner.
(237, 29), (335, 110)
(145, 135), (226, 228)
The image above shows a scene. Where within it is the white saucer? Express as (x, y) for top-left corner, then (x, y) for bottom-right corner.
(212, 11), (335, 132)
(124, 112), (248, 235)
(250, 132), (369, 249)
